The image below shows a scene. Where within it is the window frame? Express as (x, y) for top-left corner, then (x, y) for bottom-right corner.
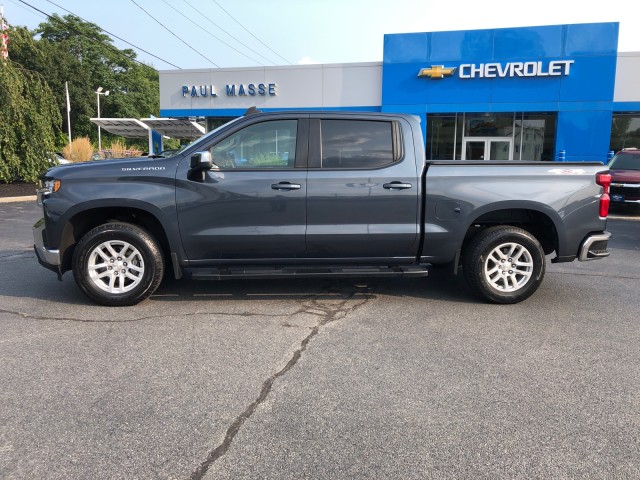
(197, 116), (309, 171)
(308, 117), (404, 170)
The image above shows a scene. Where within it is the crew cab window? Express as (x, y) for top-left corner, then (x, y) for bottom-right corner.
(210, 120), (297, 169)
(321, 120), (396, 169)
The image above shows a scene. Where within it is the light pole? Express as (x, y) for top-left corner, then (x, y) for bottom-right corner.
(95, 87), (110, 153)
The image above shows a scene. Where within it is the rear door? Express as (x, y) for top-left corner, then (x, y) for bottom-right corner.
(176, 116), (308, 262)
(305, 115), (420, 262)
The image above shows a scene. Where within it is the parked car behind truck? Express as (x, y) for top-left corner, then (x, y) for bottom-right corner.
(608, 148), (640, 206)
(33, 110), (612, 306)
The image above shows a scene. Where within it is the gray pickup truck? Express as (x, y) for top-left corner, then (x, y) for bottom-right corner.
(33, 111), (612, 306)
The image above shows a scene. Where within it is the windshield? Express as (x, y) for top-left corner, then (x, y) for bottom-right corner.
(609, 153), (640, 170)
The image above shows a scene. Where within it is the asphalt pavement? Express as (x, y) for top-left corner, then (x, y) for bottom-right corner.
(0, 201), (638, 479)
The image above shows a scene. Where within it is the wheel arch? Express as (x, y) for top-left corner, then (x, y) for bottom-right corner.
(460, 205), (562, 259)
(58, 203), (178, 276)
(423, 200), (568, 267)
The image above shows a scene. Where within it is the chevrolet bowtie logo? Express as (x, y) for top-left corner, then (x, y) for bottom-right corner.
(418, 66), (457, 79)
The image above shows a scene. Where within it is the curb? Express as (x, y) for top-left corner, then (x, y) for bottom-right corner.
(0, 195), (37, 204)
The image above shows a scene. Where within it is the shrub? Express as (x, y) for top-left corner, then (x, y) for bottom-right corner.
(103, 139), (143, 158)
(62, 137), (94, 162)
(0, 60), (61, 182)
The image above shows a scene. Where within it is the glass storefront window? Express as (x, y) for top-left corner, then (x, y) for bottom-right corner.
(464, 114), (514, 137)
(520, 114), (556, 161)
(455, 116), (463, 159)
(610, 115), (640, 152)
(519, 118), (545, 161)
(513, 119), (523, 159)
(426, 116), (457, 160)
(427, 112), (557, 161)
(490, 140), (511, 160)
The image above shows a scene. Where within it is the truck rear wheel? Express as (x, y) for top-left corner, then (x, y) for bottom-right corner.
(463, 226), (545, 304)
(72, 222), (164, 306)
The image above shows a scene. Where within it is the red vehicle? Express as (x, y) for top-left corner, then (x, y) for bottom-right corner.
(609, 149), (640, 206)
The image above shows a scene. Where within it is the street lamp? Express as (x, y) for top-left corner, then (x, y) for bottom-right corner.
(95, 87), (110, 153)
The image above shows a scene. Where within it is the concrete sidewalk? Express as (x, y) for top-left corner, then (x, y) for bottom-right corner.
(0, 195), (37, 203)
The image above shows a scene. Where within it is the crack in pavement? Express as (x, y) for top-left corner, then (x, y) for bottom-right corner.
(0, 305), (322, 325)
(189, 284), (373, 480)
(0, 290), (369, 325)
(0, 277), (374, 477)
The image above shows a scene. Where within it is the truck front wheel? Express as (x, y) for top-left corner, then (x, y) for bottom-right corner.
(72, 222), (164, 306)
(463, 226), (545, 304)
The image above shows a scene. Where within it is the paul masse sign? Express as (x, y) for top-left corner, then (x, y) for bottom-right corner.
(182, 83), (277, 98)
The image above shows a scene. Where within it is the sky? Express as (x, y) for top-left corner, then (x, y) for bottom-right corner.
(2, 0), (639, 71)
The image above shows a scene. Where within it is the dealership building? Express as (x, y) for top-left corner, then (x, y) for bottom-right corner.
(158, 22), (640, 162)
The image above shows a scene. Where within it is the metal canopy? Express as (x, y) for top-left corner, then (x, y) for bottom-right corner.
(90, 118), (205, 140)
(141, 118), (205, 139)
(90, 118), (149, 138)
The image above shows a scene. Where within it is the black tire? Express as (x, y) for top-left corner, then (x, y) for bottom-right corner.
(72, 222), (164, 306)
(462, 226), (545, 304)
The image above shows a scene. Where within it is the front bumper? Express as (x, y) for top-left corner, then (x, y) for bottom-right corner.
(578, 231), (611, 261)
(33, 217), (61, 273)
(610, 183), (640, 204)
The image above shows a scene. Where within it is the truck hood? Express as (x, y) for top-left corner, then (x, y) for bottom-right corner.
(43, 157), (173, 179)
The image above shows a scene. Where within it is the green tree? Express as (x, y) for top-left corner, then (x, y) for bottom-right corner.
(8, 15), (159, 149)
(0, 60), (61, 182)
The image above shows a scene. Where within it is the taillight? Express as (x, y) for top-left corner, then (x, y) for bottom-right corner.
(596, 171), (611, 218)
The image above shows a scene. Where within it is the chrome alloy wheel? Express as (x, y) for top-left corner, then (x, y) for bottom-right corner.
(87, 240), (145, 293)
(483, 242), (534, 292)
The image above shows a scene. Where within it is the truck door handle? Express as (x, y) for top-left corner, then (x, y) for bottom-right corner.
(271, 182), (301, 190)
(383, 182), (412, 190)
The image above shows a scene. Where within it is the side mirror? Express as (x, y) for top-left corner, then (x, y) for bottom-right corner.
(190, 151), (213, 170)
(188, 151), (214, 182)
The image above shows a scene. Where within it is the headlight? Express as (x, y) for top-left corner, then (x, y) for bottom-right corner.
(40, 178), (61, 193)
(36, 178), (61, 206)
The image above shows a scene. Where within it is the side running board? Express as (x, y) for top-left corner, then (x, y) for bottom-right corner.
(186, 264), (430, 280)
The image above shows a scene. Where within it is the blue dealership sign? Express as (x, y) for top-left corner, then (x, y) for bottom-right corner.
(382, 23), (619, 162)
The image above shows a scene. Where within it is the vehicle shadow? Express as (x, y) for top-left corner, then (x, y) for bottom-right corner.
(0, 252), (95, 307)
(604, 214), (640, 254)
(609, 204), (640, 218)
(150, 265), (478, 305)
(0, 251), (477, 307)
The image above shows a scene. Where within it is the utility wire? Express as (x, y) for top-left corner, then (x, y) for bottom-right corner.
(14, 0), (178, 70)
(174, 0), (274, 66)
(6, 0), (47, 20)
(211, 0), (292, 65)
(130, 0), (219, 67)
(43, 0), (181, 69)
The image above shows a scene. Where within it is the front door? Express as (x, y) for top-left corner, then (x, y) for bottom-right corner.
(463, 137), (513, 160)
(176, 118), (308, 262)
